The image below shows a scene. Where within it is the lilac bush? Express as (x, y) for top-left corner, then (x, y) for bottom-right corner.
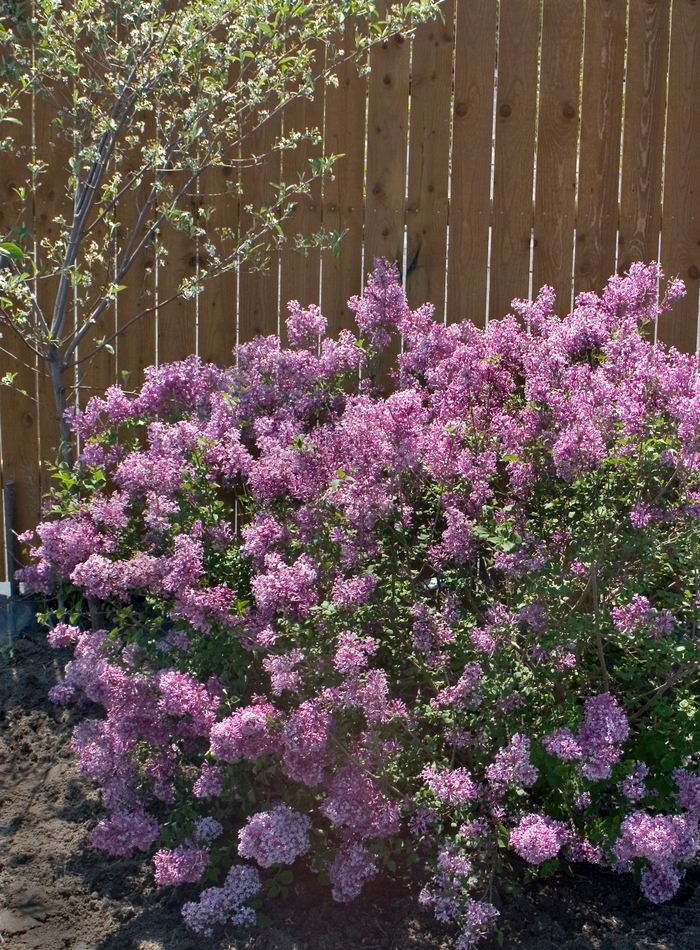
(19, 259), (700, 945)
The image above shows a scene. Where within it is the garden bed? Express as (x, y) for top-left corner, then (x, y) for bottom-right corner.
(2, 617), (700, 950)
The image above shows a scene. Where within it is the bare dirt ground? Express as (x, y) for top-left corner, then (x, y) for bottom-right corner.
(3, 607), (700, 950)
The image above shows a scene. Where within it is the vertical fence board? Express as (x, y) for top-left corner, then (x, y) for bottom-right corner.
(533, 0), (584, 312)
(321, 21), (367, 335)
(238, 114), (282, 343)
(198, 164), (239, 367)
(365, 28), (410, 274)
(490, 0), (539, 322)
(0, 103), (40, 553)
(574, 0), (626, 297)
(447, 0), (498, 327)
(114, 149), (157, 394)
(405, 2), (454, 315)
(279, 50), (325, 338)
(157, 170), (198, 365)
(659, 0), (700, 352)
(618, 0), (670, 279)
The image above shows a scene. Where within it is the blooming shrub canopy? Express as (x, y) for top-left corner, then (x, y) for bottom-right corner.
(21, 260), (700, 946)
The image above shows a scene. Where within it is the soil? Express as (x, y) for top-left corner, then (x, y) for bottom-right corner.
(3, 607), (700, 950)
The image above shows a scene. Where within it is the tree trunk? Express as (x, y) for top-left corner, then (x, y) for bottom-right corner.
(48, 346), (75, 468)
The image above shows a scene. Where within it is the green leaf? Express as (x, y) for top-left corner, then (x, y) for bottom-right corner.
(278, 869), (294, 885)
(0, 242), (24, 258)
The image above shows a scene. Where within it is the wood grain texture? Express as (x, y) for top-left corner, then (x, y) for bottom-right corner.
(0, 97), (40, 554)
(197, 164), (239, 366)
(533, 0), (583, 313)
(405, 0), (454, 316)
(658, 0), (700, 353)
(365, 27), (410, 275)
(279, 47), (325, 337)
(574, 0), (626, 297)
(156, 169), (198, 366)
(238, 113), (282, 343)
(490, 0), (539, 323)
(447, 0), (498, 328)
(321, 21), (367, 336)
(618, 0), (670, 278)
(113, 145), (157, 393)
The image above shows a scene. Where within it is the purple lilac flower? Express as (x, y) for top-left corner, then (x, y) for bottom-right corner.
(408, 807), (437, 835)
(331, 573), (377, 608)
(286, 300), (327, 348)
(157, 670), (218, 736)
(328, 841), (378, 902)
(153, 845), (210, 885)
(195, 817), (224, 842)
(333, 631), (378, 674)
(347, 257), (409, 350)
(411, 602), (456, 666)
(209, 703), (280, 762)
(543, 727), (582, 762)
(193, 762), (223, 798)
(641, 864), (685, 904)
(321, 763), (401, 839)
(614, 811), (698, 866)
(238, 806), (312, 867)
(510, 814), (569, 864)
(181, 864), (261, 936)
(431, 662), (484, 709)
(262, 649), (304, 694)
(282, 700), (333, 786)
(421, 765), (481, 805)
(618, 762), (651, 802)
(674, 768), (700, 817)
(47, 622), (81, 648)
(485, 734), (539, 791)
(251, 553), (318, 617)
(456, 902), (501, 949)
(90, 808), (161, 857)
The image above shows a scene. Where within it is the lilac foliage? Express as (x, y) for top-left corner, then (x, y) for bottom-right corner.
(21, 260), (700, 940)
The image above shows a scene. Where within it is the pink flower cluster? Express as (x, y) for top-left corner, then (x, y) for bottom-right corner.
(510, 814), (570, 864)
(544, 692), (629, 780)
(237, 805), (312, 867)
(614, 810), (698, 902)
(23, 259), (700, 940)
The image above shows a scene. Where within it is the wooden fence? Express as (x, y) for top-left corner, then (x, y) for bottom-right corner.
(1, 0), (700, 585)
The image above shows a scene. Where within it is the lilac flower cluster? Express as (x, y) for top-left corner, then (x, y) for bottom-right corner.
(237, 806), (312, 867)
(614, 811), (698, 902)
(23, 260), (700, 939)
(510, 814), (570, 864)
(545, 693), (630, 780)
(181, 864), (261, 936)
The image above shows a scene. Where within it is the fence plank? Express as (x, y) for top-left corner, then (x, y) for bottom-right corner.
(156, 170), (198, 366)
(405, 2), (454, 316)
(533, 0), (584, 313)
(321, 21), (367, 335)
(447, 0), (498, 327)
(198, 164), (239, 367)
(489, 0), (539, 323)
(279, 49), (325, 339)
(113, 147), (157, 394)
(365, 28), (410, 275)
(574, 0), (626, 297)
(0, 104), (40, 556)
(238, 113), (282, 343)
(658, 0), (700, 353)
(618, 0), (670, 280)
